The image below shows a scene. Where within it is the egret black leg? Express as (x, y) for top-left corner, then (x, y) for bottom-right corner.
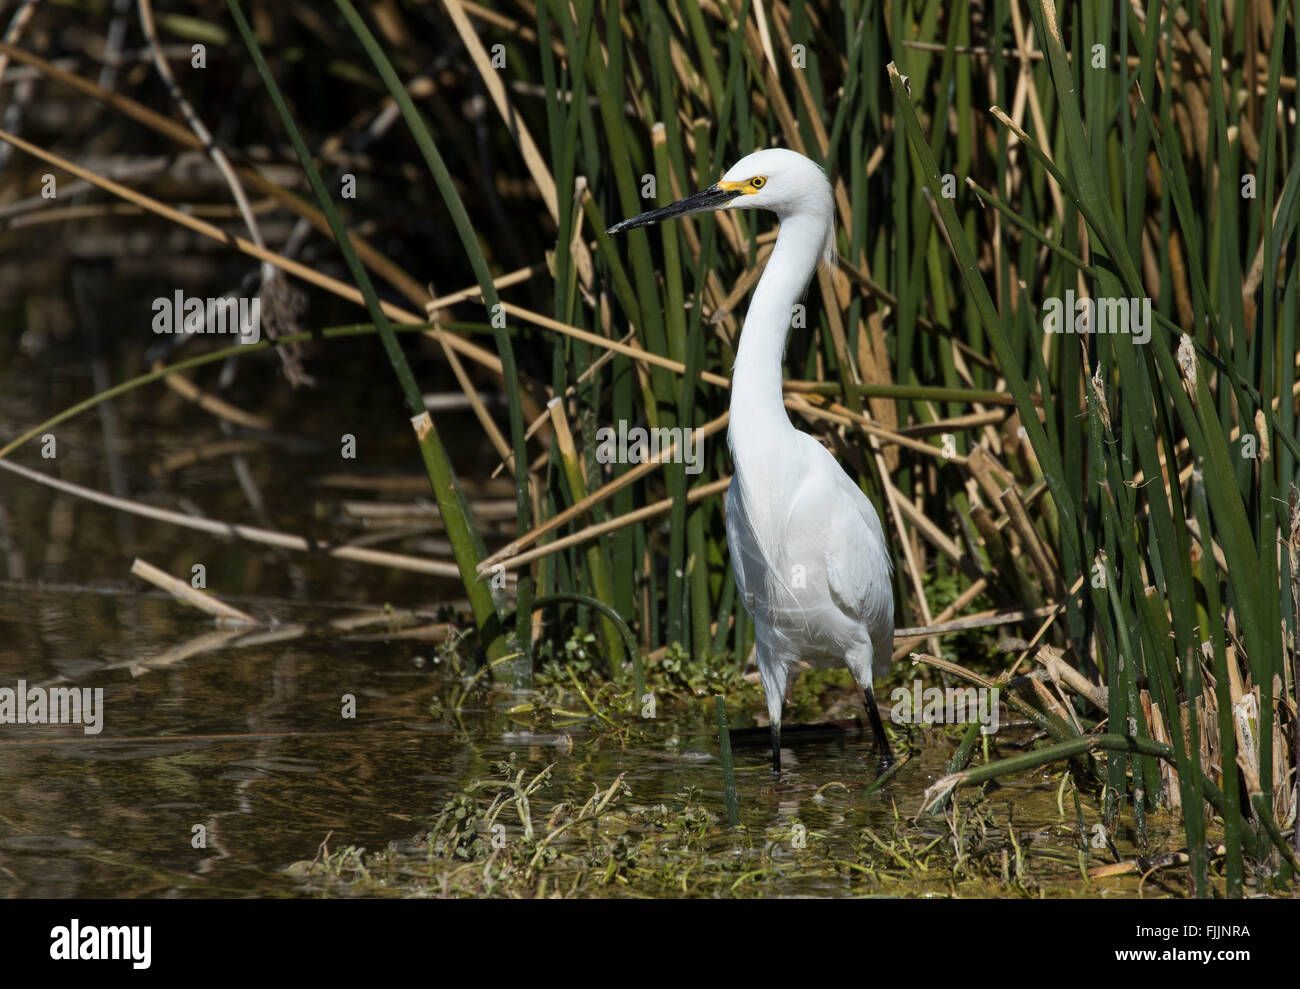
(770, 724), (782, 778)
(863, 685), (894, 769)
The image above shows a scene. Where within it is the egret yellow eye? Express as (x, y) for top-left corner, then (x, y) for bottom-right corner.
(750, 176), (766, 189)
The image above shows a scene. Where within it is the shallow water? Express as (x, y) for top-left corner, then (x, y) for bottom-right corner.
(0, 349), (1183, 898)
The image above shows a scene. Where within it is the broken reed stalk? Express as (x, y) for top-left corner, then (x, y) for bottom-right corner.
(130, 558), (259, 624)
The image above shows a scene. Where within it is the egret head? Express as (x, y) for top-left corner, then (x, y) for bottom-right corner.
(607, 147), (835, 267)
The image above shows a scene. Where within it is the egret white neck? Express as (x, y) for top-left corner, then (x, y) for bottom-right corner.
(728, 211), (826, 457)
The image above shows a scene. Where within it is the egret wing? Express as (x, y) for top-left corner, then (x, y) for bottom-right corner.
(726, 477), (763, 616)
(797, 439), (891, 623)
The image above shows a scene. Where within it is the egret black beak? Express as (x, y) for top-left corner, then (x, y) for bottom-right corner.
(606, 184), (742, 234)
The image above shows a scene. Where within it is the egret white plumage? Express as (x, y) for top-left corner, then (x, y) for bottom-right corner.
(609, 147), (895, 776)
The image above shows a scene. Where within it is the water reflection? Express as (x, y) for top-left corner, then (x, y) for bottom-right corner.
(0, 356), (1173, 898)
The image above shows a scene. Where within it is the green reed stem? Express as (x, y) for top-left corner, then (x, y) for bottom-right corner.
(225, 0), (507, 664)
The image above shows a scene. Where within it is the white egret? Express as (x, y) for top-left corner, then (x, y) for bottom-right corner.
(609, 148), (895, 776)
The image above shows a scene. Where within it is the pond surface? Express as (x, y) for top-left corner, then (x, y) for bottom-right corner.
(0, 345), (1184, 898)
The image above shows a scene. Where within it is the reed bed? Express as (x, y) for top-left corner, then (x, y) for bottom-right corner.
(1, 0), (1297, 895)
